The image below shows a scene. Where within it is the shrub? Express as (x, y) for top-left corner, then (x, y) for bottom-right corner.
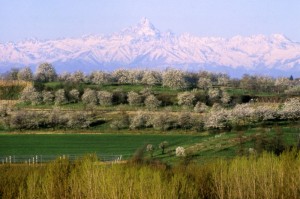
(110, 111), (130, 130)
(9, 111), (46, 130)
(97, 91), (113, 106)
(67, 112), (93, 129)
(141, 71), (162, 86)
(127, 91), (142, 106)
(279, 97), (300, 120)
(176, 146), (186, 157)
(69, 89), (80, 103)
(150, 112), (176, 131)
(177, 92), (196, 107)
(35, 63), (57, 82)
(194, 101), (208, 113)
(146, 144), (155, 157)
(144, 94), (161, 110)
(129, 111), (149, 129)
(42, 91), (54, 104)
(90, 71), (112, 85)
(162, 69), (189, 90)
(204, 108), (229, 130)
(20, 86), (42, 105)
(159, 141), (168, 154)
(208, 88), (221, 102)
(177, 112), (194, 130)
(17, 67), (33, 81)
(197, 77), (212, 90)
(82, 89), (98, 105)
(54, 89), (67, 105)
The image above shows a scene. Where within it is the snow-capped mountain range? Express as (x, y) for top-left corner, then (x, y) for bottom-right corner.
(1, 18), (300, 77)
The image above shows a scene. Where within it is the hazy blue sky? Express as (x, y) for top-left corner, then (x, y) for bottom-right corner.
(1, 0), (300, 42)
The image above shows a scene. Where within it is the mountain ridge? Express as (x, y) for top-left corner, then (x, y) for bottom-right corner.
(1, 18), (300, 77)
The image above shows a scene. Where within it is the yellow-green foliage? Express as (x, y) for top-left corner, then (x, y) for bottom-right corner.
(0, 80), (32, 88)
(0, 151), (299, 199)
(212, 150), (300, 199)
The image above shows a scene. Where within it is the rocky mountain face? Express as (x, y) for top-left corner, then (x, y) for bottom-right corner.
(1, 18), (300, 77)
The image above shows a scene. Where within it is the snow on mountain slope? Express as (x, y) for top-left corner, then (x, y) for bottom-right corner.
(1, 18), (300, 76)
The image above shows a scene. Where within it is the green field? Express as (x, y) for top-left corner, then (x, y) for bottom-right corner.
(1, 124), (298, 163)
(0, 133), (207, 159)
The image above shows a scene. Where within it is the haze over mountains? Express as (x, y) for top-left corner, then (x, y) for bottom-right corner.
(1, 18), (300, 77)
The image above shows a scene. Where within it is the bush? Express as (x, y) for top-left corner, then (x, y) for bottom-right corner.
(144, 94), (161, 110)
(150, 112), (176, 131)
(127, 91), (142, 106)
(69, 89), (80, 103)
(194, 101), (208, 113)
(177, 92), (196, 107)
(162, 69), (189, 90)
(20, 86), (42, 105)
(97, 91), (113, 106)
(110, 111), (130, 130)
(176, 146), (186, 157)
(129, 111), (149, 129)
(54, 89), (67, 105)
(82, 89), (98, 105)
(67, 112), (93, 129)
(42, 91), (54, 104)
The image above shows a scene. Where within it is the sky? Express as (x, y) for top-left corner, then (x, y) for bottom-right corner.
(1, 0), (300, 43)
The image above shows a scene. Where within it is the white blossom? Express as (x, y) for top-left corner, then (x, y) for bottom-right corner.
(129, 111), (149, 129)
(127, 91), (142, 106)
(42, 91), (54, 104)
(176, 146), (186, 157)
(162, 69), (189, 90)
(279, 97), (300, 120)
(69, 89), (80, 103)
(144, 94), (161, 110)
(205, 108), (229, 129)
(35, 63), (57, 82)
(208, 88), (221, 101)
(229, 104), (255, 125)
(197, 77), (212, 89)
(54, 89), (67, 105)
(90, 71), (112, 85)
(17, 67), (33, 81)
(82, 89), (98, 105)
(20, 86), (42, 105)
(177, 92), (195, 107)
(97, 91), (113, 106)
(194, 102), (208, 113)
(141, 71), (162, 86)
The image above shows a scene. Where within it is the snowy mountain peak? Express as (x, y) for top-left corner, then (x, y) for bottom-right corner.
(270, 34), (290, 42)
(122, 17), (160, 37)
(0, 19), (300, 77)
(138, 17), (152, 28)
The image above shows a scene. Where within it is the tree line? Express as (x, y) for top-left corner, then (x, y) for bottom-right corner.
(1, 97), (299, 132)
(1, 62), (299, 94)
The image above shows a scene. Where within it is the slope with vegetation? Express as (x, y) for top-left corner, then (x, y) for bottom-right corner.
(0, 63), (299, 159)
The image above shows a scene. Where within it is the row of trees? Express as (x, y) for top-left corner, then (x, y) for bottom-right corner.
(111, 98), (300, 131)
(19, 85), (231, 108)
(0, 107), (93, 131)
(1, 63), (299, 92)
(1, 97), (299, 131)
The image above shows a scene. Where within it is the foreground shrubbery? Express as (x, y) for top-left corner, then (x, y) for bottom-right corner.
(0, 151), (299, 199)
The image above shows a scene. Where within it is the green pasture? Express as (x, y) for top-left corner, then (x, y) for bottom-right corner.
(0, 124), (298, 163)
(0, 133), (207, 158)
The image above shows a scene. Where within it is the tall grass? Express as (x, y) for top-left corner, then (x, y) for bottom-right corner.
(0, 150), (299, 199)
